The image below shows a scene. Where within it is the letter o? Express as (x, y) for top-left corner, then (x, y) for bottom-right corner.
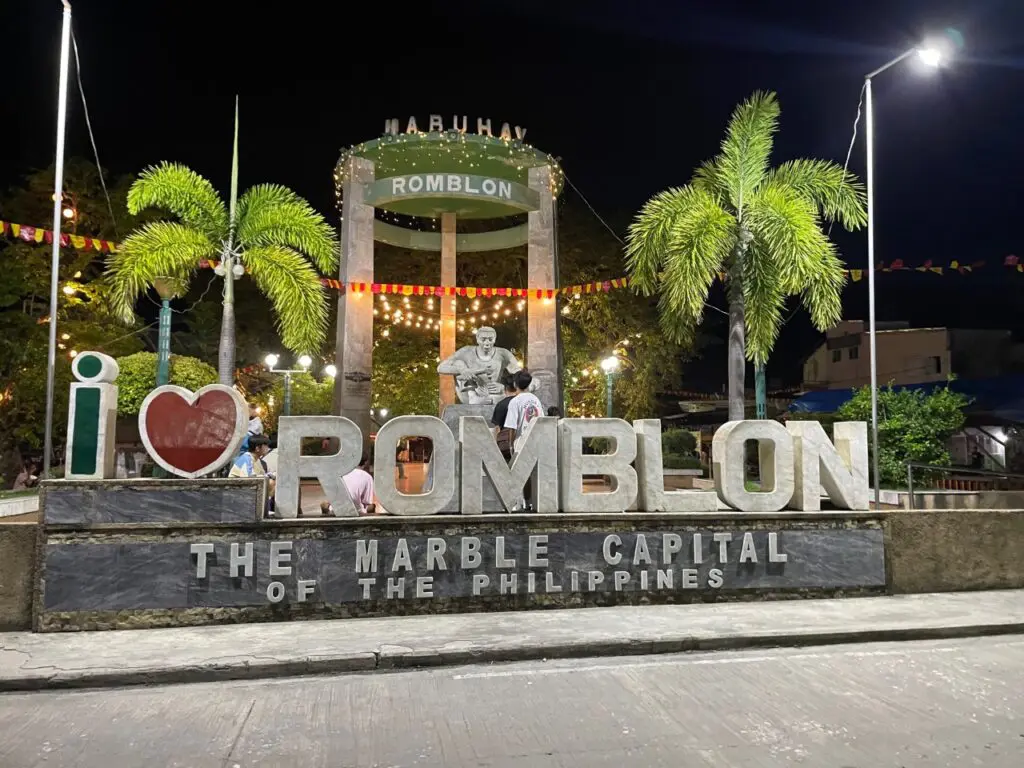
(712, 421), (795, 512)
(266, 581), (286, 603)
(407, 175), (423, 193)
(481, 178), (497, 196)
(374, 416), (456, 515)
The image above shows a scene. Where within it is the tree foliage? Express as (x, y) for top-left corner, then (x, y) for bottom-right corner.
(252, 372), (334, 437)
(625, 91), (867, 366)
(115, 352), (218, 415)
(837, 383), (969, 488)
(107, 163), (339, 377)
(0, 161), (145, 477)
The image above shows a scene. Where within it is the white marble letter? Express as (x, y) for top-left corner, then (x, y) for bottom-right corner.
(634, 420), (717, 511)
(191, 543), (214, 579)
(559, 418), (638, 512)
(713, 420), (795, 512)
(459, 416), (558, 513)
(787, 420), (869, 511)
(269, 541), (293, 576)
(375, 416), (456, 515)
(277, 416), (362, 518)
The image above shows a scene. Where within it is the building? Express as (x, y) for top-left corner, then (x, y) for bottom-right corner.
(802, 321), (1024, 390)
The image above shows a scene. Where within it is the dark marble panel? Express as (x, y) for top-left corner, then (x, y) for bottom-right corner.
(44, 482), (261, 525)
(44, 542), (191, 611)
(39, 528), (884, 614)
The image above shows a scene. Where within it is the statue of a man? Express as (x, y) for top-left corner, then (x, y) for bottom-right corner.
(437, 326), (521, 405)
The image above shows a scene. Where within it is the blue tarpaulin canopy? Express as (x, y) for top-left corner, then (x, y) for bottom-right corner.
(788, 375), (1024, 423)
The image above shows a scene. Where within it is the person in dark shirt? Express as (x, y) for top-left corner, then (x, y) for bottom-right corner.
(490, 375), (517, 460)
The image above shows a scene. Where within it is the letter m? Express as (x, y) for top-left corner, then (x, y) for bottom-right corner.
(458, 416), (559, 513)
(356, 540), (378, 573)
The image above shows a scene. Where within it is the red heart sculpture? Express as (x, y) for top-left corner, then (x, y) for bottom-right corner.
(139, 385), (247, 478)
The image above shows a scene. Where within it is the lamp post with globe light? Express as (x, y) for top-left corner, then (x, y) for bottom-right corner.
(263, 354), (313, 416)
(863, 31), (958, 504)
(600, 355), (620, 418)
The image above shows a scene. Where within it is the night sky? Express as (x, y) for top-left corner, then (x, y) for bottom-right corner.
(5, 0), (1024, 388)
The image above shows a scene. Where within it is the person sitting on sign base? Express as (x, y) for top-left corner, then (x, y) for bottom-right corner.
(321, 452), (379, 516)
(229, 435), (276, 518)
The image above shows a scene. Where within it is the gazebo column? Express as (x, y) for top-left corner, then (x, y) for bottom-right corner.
(439, 212), (457, 413)
(334, 156), (375, 445)
(527, 166), (561, 410)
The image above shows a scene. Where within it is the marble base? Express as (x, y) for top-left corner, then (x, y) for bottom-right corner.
(41, 479), (265, 525)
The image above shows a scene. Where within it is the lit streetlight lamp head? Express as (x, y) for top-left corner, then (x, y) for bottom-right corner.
(600, 356), (620, 374)
(917, 46), (942, 67)
(264, 353), (279, 369)
(324, 364), (337, 378)
(379, 408), (389, 418)
(298, 354), (313, 369)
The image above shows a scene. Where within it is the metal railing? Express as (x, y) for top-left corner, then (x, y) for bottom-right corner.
(905, 462), (1024, 509)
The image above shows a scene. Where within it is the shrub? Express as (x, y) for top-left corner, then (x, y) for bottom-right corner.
(662, 429), (697, 456)
(662, 452), (703, 471)
(115, 352), (218, 416)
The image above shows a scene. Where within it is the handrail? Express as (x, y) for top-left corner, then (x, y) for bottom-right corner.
(905, 462), (1024, 509)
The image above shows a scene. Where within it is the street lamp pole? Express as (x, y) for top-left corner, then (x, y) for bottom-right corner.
(42, 0), (73, 478)
(600, 356), (619, 418)
(863, 43), (943, 505)
(264, 354), (313, 417)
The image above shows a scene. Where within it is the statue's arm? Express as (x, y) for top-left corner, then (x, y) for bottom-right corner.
(437, 353), (468, 375)
(505, 352), (522, 374)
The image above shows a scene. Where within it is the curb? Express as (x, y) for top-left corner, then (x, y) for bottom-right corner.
(4, 621), (1023, 692)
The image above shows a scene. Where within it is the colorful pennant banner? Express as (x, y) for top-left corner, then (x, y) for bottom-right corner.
(4, 218), (1022, 295)
(0, 220), (117, 253)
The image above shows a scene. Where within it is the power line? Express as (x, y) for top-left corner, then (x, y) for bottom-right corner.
(71, 29), (118, 240)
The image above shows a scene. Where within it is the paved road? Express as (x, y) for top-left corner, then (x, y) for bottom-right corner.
(1, 636), (1022, 767)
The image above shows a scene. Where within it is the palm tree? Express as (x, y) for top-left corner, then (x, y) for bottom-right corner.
(107, 103), (338, 384)
(625, 91), (867, 420)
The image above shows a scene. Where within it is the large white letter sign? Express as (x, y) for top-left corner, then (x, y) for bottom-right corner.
(559, 418), (638, 513)
(633, 420), (717, 512)
(66, 351), (119, 479)
(376, 416), (456, 515)
(459, 416), (558, 514)
(277, 416), (362, 518)
(713, 420), (795, 512)
(787, 421), (869, 511)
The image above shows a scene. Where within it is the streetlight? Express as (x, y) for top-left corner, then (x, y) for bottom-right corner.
(42, 0), (73, 478)
(863, 32), (953, 505)
(600, 355), (620, 418)
(264, 353), (312, 416)
(324, 364), (337, 378)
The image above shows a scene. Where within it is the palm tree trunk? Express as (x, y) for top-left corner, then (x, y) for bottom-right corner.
(727, 281), (746, 421)
(218, 265), (235, 385)
(727, 226), (754, 421)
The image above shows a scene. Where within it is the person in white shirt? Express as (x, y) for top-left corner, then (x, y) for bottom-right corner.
(247, 403), (264, 437)
(504, 370), (544, 511)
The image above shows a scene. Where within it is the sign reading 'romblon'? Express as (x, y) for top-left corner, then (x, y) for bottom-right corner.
(273, 417), (870, 517)
(390, 174), (513, 199)
(40, 528), (886, 613)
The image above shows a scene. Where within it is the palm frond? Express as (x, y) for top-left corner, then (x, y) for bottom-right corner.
(716, 91), (780, 213)
(243, 244), (330, 355)
(741, 242), (787, 365)
(691, 160), (729, 203)
(237, 185), (339, 275)
(625, 186), (733, 300)
(127, 163), (228, 240)
(745, 184), (830, 292)
(105, 222), (216, 323)
(626, 187), (735, 342)
(763, 159), (867, 230)
(800, 245), (846, 332)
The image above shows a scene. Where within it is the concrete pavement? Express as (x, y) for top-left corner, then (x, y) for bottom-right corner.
(2, 590), (1023, 691)
(1, 636), (1023, 766)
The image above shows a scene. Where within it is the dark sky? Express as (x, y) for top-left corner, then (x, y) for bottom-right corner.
(5, 0), (1024, 387)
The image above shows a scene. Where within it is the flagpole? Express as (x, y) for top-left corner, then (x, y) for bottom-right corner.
(43, 0), (73, 478)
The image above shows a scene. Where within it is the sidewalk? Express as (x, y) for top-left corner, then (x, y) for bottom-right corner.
(2, 591), (1022, 691)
